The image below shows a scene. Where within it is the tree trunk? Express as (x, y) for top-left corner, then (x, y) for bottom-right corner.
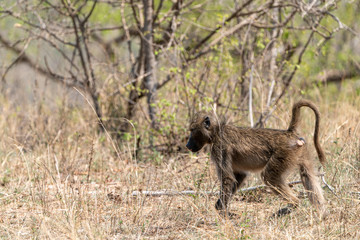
(239, 48), (250, 107)
(90, 91), (104, 130)
(121, 42), (145, 134)
(143, 0), (158, 129)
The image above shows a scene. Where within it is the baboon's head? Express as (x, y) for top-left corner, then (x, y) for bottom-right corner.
(186, 111), (216, 152)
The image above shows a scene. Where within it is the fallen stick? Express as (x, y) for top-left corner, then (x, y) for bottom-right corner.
(131, 180), (303, 197)
(132, 190), (218, 197)
(321, 174), (338, 197)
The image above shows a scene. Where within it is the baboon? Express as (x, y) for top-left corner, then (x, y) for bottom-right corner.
(186, 100), (327, 218)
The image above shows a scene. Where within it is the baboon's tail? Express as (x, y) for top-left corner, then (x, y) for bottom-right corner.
(288, 100), (326, 165)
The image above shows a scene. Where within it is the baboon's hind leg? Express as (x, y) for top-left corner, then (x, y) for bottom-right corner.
(300, 163), (327, 219)
(262, 157), (300, 217)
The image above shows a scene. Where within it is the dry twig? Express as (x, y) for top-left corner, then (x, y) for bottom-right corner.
(131, 180), (302, 197)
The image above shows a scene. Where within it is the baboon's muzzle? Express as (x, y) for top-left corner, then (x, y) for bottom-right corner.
(186, 139), (202, 152)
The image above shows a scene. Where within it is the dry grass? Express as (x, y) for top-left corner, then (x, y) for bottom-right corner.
(0, 87), (360, 239)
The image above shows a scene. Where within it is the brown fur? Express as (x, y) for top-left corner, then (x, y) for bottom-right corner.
(186, 100), (327, 218)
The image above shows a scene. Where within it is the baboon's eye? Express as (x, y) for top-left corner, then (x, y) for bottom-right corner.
(204, 116), (210, 129)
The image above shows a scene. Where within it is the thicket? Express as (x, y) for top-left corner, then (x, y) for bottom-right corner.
(0, 0), (359, 158)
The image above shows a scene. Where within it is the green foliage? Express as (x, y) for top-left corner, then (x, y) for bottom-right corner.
(89, 3), (122, 25)
(149, 149), (163, 165)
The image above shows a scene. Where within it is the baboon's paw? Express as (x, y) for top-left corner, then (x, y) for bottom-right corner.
(271, 206), (293, 218)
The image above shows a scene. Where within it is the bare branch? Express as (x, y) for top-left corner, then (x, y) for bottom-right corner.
(191, 0), (255, 53)
(0, 33), (84, 89)
(82, 0), (98, 24)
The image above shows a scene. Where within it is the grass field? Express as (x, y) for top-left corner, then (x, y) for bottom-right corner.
(0, 85), (359, 239)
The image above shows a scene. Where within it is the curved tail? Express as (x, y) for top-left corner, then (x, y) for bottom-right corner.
(288, 100), (326, 165)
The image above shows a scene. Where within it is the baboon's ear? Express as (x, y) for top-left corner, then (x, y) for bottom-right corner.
(204, 116), (210, 129)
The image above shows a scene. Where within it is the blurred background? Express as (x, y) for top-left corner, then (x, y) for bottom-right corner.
(1, 0), (359, 155)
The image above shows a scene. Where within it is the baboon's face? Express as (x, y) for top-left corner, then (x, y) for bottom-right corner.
(186, 112), (213, 152)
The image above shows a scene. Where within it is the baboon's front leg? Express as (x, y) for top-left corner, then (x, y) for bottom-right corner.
(211, 148), (235, 212)
(215, 174), (234, 211)
(232, 172), (247, 193)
